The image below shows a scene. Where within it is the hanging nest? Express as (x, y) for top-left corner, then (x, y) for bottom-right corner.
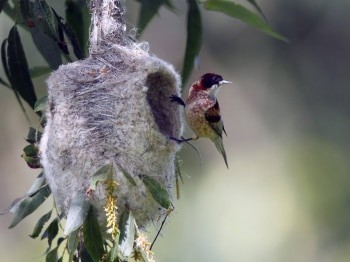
(40, 0), (183, 232)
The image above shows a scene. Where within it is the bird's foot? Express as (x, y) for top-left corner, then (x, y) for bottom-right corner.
(169, 136), (194, 144)
(169, 95), (185, 107)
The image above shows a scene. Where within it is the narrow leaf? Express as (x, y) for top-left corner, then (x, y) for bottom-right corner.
(203, 0), (288, 42)
(30, 210), (52, 238)
(80, 247), (95, 262)
(9, 185), (51, 228)
(1, 173), (46, 216)
(0, 77), (10, 88)
(58, 19), (84, 59)
(108, 234), (120, 262)
(41, 218), (59, 248)
(32, 0), (58, 39)
(54, 4), (84, 59)
(181, 0), (202, 86)
(7, 25), (38, 109)
(118, 210), (136, 257)
(1, 39), (10, 80)
(136, 0), (175, 34)
(67, 229), (79, 255)
(0, 0), (9, 13)
(34, 95), (48, 113)
(140, 175), (171, 209)
(137, 1), (161, 34)
(83, 206), (104, 262)
(26, 127), (42, 144)
(22, 144), (41, 168)
(46, 246), (58, 262)
(0, 197), (22, 215)
(89, 164), (113, 191)
(27, 172), (45, 195)
(64, 194), (90, 235)
(245, 0), (267, 21)
(1, 38), (29, 117)
(20, 0), (62, 69)
(65, 0), (88, 56)
(23, 144), (39, 157)
(29, 66), (51, 78)
(119, 166), (136, 186)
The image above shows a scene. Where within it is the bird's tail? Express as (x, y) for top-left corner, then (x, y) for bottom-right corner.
(211, 136), (229, 169)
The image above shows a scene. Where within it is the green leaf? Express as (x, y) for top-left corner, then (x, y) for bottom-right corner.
(181, 0), (202, 86)
(245, 0), (267, 21)
(2, 1), (16, 20)
(83, 206), (104, 262)
(41, 218), (59, 248)
(65, 0), (88, 57)
(89, 164), (113, 191)
(108, 234), (120, 262)
(1, 38), (30, 118)
(80, 247), (95, 262)
(64, 194), (91, 235)
(0, 0), (9, 13)
(46, 238), (64, 261)
(20, 0), (62, 69)
(9, 185), (50, 228)
(118, 210), (136, 257)
(23, 144), (39, 157)
(67, 229), (79, 256)
(29, 66), (51, 78)
(52, 8), (84, 59)
(30, 210), (52, 238)
(0, 77), (10, 88)
(26, 127), (42, 144)
(34, 95), (48, 113)
(0, 173), (46, 216)
(140, 175), (171, 209)
(0, 197), (23, 216)
(46, 246), (58, 262)
(1, 39), (10, 81)
(22, 144), (41, 168)
(136, 0), (175, 34)
(7, 25), (38, 109)
(119, 166), (136, 186)
(203, 0), (288, 42)
(32, 0), (58, 39)
(27, 172), (46, 195)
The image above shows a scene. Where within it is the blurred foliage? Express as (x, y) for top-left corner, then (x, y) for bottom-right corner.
(0, 0), (286, 261)
(289, 139), (350, 244)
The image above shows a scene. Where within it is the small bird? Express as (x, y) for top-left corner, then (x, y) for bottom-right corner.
(170, 73), (232, 168)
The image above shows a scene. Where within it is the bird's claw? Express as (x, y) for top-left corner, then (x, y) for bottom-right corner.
(169, 95), (185, 107)
(168, 136), (193, 144)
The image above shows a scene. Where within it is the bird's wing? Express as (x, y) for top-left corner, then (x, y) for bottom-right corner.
(205, 100), (225, 138)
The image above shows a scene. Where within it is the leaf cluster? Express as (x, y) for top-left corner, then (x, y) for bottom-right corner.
(136, 0), (287, 85)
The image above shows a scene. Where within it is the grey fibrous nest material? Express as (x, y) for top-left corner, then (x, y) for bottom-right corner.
(40, 0), (183, 227)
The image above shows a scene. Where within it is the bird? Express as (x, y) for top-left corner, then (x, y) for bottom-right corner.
(170, 73), (232, 168)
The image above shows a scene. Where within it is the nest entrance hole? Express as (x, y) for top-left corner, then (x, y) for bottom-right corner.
(146, 72), (179, 137)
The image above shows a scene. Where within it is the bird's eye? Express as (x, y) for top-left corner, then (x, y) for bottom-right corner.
(212, 76), (220, 82)
(201, 73), (223, 88)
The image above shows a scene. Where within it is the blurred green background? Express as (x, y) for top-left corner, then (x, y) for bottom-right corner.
(1, 0), (350, 261)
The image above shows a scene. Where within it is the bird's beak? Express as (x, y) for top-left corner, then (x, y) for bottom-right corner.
(219, 80), (232, 85)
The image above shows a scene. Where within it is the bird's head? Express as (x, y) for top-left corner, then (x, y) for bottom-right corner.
(190, 73), (232, 96)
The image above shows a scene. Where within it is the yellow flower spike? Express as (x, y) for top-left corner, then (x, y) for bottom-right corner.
(134, 233), (156, 262)
(104, 177), (119, 239)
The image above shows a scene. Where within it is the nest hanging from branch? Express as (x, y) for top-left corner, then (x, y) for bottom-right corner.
(40, 0), (183, 230)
